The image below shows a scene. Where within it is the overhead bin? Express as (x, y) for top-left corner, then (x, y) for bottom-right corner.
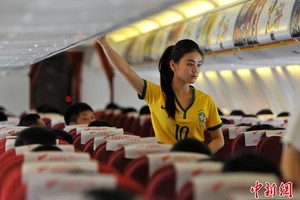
(126, 35), (148, 64)
(121, 0), (300, 67)
(150, 26), (172, 61)
(208, 4), (244, 51)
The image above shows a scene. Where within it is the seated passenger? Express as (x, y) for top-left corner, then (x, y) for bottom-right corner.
(18, 113), (45, 127)
(31, 144), (62, 152)
(230, 110), (245, 116)
(37, 104), (62, 115)
(256, 108), (273, 115)
(64, 102), (95, 125)
(139, 105), (150, 115)
(171, 138), (212, 156)
(277, 111), (290, 117)
(222, 153), (281, 179)
(84, 188), (135, 200)
(246, 124), (274, 131)
(14, 127), (57, 147)
(0, 111), (7, 121)
(88, 120), (113, 127)
(52, 129), (73, 144)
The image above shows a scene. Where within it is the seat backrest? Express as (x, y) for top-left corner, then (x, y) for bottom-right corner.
(0, 138), (7, 155)
(107, 147), (132, 174)
(255, 136), (283, 166)
(124, 156), (149, 187)
(147, 161), (223, 200)
(130, 117), (142, 135)
(214, 128), (232, 159)
(115, 114), (128, 128)
(176, 182), (193, 200)
(123, 115), (138, 133)
(51, 122), (65, 130)
(68, 128), (77, 138)
(108, 143), (172, 174)
(92, 142), (114, 163)
(82, 138), (95, 156)
(5, 173), (144, 200)
(124, 152), (209, 188)
(146, 164), (175, 200)
(177, 172), (279, 200)
(141, 117), (155, 137)
(72, 133), (84, 151)
(203, 129), (211, 145)
(231, 130), (265, 155)
(0, 155), (24, 197)
(231, 134), (254, 155)
(42, 117), (52, 128)
(0, 154), (122, 198)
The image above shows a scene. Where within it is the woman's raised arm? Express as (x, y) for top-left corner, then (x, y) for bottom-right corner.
(97, 37), (144, 95)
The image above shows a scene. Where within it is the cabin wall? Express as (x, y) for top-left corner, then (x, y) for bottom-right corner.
(0, 70), (30, 116)
(195, 65), (300, 115)
(80, 48), (111, 111)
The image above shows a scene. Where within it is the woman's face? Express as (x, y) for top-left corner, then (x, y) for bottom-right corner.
(170, 51), (203, 84)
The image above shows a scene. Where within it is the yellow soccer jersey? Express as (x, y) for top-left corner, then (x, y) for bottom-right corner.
(139, 80), (223, 144)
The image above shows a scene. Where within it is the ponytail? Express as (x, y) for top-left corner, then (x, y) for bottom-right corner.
(159, 46), (176, 119)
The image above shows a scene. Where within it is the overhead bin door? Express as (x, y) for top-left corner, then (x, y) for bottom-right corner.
(257, 0), (296, 43)
(177, 17), (203, 42)
(150, 26), (172, 61)
(290, 0), (300, 37)
(197, 13), (219, 52)
(233, 0), (268, 46)
(209, 4), (244, 51)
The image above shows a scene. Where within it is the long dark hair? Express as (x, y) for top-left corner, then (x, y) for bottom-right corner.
(158, 39), (203, 120)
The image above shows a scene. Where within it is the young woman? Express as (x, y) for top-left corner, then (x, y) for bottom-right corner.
(97, 37), (224, 153)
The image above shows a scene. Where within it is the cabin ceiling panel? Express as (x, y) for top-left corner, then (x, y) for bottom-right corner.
(0, 0), (182, 69)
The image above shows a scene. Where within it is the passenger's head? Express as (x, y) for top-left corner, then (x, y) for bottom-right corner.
(88, 120), (113, 127)
(159, 39), (203, 119)
(217, 108), (224, 116)
(139, 105), (150, 115)
(84, 188), (135, 200)
(105, 103), (120, 110)
(230, 110), (245, 116)
(221, 118), (231, 124)
(246, 124), (274, 131)
(18, 113), (45, 127)
(0, 111), (7, 121)
(121, 107), (137, 114)
(64, 102), (95, 125)
(31, 144), (62, 152)
(37, 104), (62, 114)
(171, 138), (211, 156)
(256, 109), (273, 115)
(277, 112), (290, 117)
(52, 129), (73, 144)
(14, 127), (57, 147)
(222, 153), (282, 178)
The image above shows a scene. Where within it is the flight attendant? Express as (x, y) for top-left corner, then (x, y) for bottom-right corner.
(98, 37), (224, 153)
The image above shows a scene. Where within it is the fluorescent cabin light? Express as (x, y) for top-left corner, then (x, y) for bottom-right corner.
(131, 19), (160, 34)
(172, 1), (215, 18)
